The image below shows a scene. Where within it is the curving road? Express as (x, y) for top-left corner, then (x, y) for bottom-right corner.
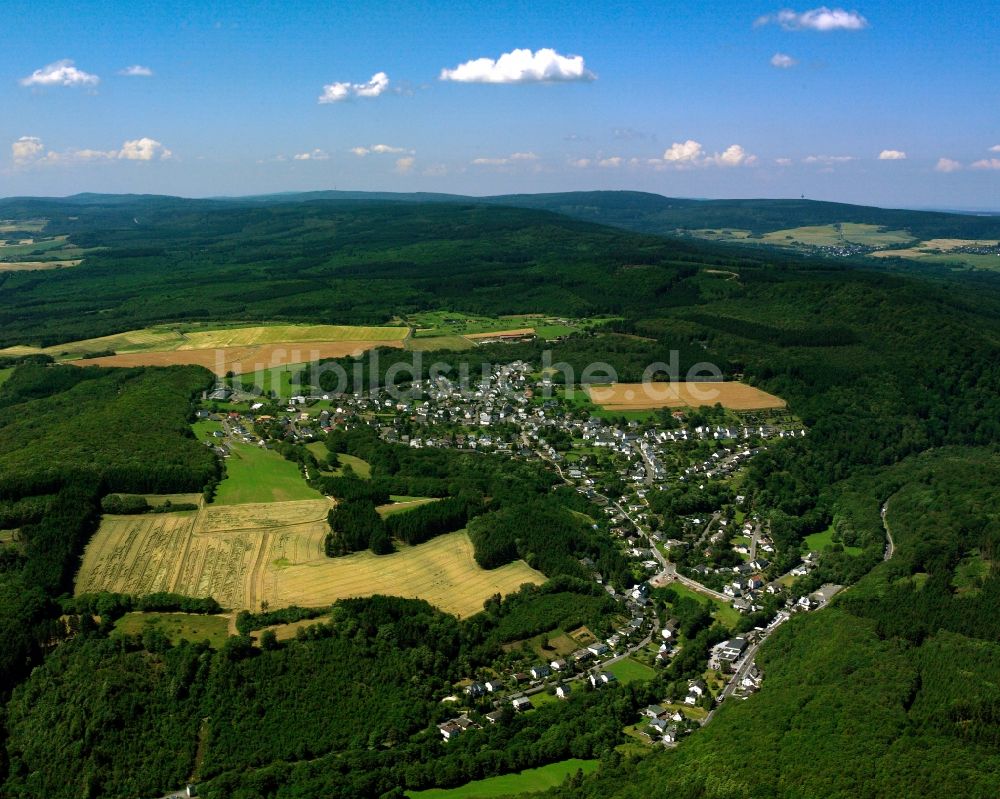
(880, 500), (895, 561)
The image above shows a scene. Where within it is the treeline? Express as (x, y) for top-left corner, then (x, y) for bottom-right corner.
(100, 494), (199, 514)
(326, 494), (485, 555)
(234, 605), (330, 635)
(386, 495), (484, 545)
(65, 591), (222, 622)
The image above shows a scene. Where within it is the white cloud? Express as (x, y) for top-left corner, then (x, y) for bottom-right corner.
(12, 136), (45, 164)
(878, 149), (907, 160)
(775, 157), (794, 166)
(118, 65), (153, 77)
(713, 144), (758, 167)
(118, 137), (172, 160)
(663, 140), (705, 164)
(12, 136), (171, 165)
(756, 7), (869, 31)
(598, 157), (623, 168)
(971, 158), (1000, 171)
(803, 154), (855, 164)
(440, 48), (595, 83)
(318, 72), (389, 103)
(569, 158), (592, 168)
(422, 163), (449, 177)
(989, 145), (1000, 153)
(650, 140), (757, 169)
(293, 149), (330, 161)
(935, 157), (962, 173)
(770, 52), (798, 68)
(20, 59), (99, 88)
(395, 156), (415, 173)
(352, 144), (411, 157)
(472, 151), (540, 166)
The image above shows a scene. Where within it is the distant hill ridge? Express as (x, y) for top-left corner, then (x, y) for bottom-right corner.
(4, 189), (1000, 241)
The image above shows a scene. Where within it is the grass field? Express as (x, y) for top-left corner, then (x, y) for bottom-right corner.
(192, 419), (223, 443)
(215, 443), (321, 505)
(77, 506), (542, 616)
(0, 368), (13, 388)
(376, 497), (440, 517)
(503, 629), (579, 660)
(804, 525), (863, 556)
(606, 657), (657, 685)
(406, 759), (599, 798)
(306, 446), (373, 479)
(334, 453), (372, 478)
(761, 223), (914, 248)
(588, 381), (785, 411)
(667, 582), (740, 628)
(112, 611), (231, 648)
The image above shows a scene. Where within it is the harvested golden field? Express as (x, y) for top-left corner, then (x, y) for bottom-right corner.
(465, 328), (535, 340)
(71, 339), (404, 376)
(871, 238), (1000, 258)
(0, 260), (81, 271)
(77, 501), (542, 617)
(179, 324), (408, 348)
(588, 381), (786, 410)
(0, 322), (409, 362)
(272, 531), (544, 617)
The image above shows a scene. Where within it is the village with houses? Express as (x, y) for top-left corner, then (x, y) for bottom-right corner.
(198, 359), (842, 751)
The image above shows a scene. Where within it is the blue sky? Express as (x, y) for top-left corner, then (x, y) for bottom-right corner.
(2, 0), (998, 208)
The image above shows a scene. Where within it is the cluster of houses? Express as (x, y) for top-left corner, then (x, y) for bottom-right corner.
(641, 704), (693, 745)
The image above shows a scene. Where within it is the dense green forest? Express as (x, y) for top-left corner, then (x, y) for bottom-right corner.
(1, 195), (1000, 797)
(0, 364), (216, 691)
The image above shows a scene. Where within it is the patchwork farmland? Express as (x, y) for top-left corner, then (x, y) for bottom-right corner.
(76, 502), (542, 617)
(1, 322), (409, 375)
(588, 381), (786, 411)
